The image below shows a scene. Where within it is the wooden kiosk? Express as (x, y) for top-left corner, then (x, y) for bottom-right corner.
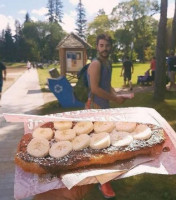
(48, 33), (91, 108)
(56, 32), (91, 76)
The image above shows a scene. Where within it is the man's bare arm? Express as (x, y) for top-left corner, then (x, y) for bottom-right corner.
(88, 60), (125, 104)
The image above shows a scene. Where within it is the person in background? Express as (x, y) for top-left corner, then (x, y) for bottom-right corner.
(149, 56), (156, 86)
(87, 33), (126, 198)
(27, 61), (31, 71)
(121, 56), (134, 90)
(167, 51), (176, 90)
(0, 61), (7, 105)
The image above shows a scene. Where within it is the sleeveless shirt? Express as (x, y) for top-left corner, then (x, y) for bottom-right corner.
(87, 59), (112, 109)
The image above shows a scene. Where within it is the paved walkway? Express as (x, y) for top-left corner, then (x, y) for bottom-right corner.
(0, 68), (45, 200)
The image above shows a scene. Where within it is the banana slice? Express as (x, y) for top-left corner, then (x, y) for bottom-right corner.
(27, 138), (50, 158)
(32, 127), (53, 140)
(54, 129), (76, 141)
(110, 130), (133, 147)
(72, 134), (90, 151)
(115, 122), (137, 133)
(73, 121), (94, 135)
(90, 132), (111, 150)
(94, 122), (115, 133)
(132, 124), (152, 140)
(54, 121), (72, 130)
(49, 141), (72, 158)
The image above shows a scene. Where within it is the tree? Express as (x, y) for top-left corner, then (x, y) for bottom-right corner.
(55, 0), (63, 23)
(87, 14), (112, 36)
(21, 21), (65, 61)
(154, 0), (168, 101)
(171, 0), (176, 51)
(114, 29), (133, 58)
(24, 12), (31, 23)
(46, 0), (63, 23)
(97, 9), (106, 16)
(2, 25), (15, 61)
(87, 13), (113, 59)
(47, 0), (55, 23)
(22, 22), (40, 61)
(75, 0), (87, 39)
(111, 0), (159, 61)
(40, 22), (66, 61)
(14, 20), (23, 61)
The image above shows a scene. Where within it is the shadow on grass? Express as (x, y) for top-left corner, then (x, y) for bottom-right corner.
(84, 174), (176, 200)
(41, 88), (50, 93)
(37, 100), (84, 115)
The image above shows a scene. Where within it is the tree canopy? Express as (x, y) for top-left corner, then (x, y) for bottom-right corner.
(75, 0), (87, 39)
(0, 0), (175, 67)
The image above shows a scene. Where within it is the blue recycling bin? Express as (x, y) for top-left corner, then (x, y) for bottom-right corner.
(48, 76), (84, 108)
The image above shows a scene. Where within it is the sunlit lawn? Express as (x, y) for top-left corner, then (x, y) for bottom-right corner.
(37, 62), (151, 90)
(5, 62), (26, 68)
(37, 62), (176, 200)
(37, 64), (77, 92)
(111, 62), (150, 88)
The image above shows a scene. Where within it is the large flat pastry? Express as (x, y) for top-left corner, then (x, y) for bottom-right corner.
(15, 121), (165, 175)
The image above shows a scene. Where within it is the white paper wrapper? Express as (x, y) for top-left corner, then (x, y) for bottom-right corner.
(3, 107), (176, 200)
(116, 93), (134, 99)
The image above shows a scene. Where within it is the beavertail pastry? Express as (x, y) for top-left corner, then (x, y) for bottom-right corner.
(15, 121), (165, 175)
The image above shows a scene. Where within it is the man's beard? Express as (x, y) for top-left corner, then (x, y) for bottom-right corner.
(99, 50), (110, 58)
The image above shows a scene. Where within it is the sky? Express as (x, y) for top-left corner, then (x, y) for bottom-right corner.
(0, 0), (175, 35)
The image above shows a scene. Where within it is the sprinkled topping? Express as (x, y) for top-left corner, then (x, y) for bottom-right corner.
(16, 123), (165, 172)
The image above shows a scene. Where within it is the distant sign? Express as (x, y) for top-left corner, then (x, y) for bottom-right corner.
(66, 51), (83, 72)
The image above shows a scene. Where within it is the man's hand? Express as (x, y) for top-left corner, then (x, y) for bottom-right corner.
(115, 96), (126, 104)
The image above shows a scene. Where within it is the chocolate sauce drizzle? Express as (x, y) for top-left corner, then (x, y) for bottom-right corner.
(16, 123), (165, 172)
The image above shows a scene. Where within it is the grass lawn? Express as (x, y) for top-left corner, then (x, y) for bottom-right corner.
(36, 62), (176, 200)
(37, 64), (77, 92)
(111, 62), (150, 88)
(84, 174), (176, 200)
(5, 62), (26, 68)
(37, 62), (150, 90)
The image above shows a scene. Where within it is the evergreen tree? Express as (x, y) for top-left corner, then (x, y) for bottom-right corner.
(15, 20), (21, 36)
(25, 12), (31, 23)
(47, 0), (55, 23)
(97, 9), (106, 16)
(0, 30), (5, 60)
(3, 25), (15, 61)
(14, 20), (21, 61)
(47, 0), (63, 23)
(55, 0), (63, 23)
(75, 0), (87, 39)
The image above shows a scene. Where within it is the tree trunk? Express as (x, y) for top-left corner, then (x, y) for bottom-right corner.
(171, 0), (176, 51)
(153, 0), (168, 101)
